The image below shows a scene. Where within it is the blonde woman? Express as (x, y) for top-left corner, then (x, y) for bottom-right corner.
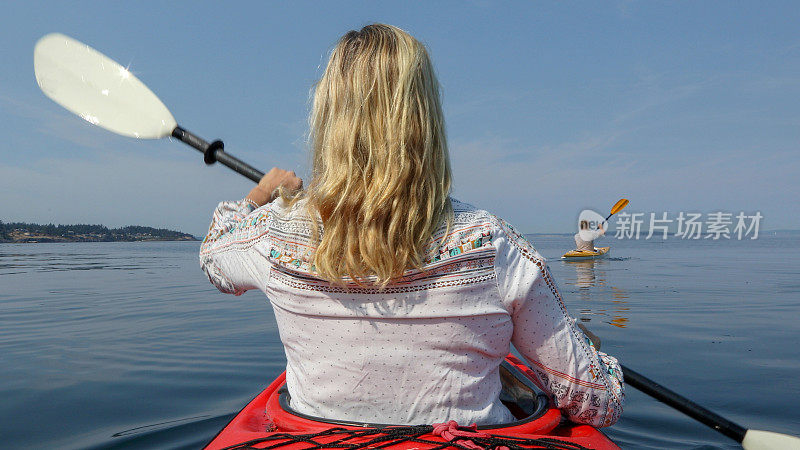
(200, 24), (624, 428)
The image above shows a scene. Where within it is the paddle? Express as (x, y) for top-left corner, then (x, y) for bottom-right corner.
(33, 33), (264, 182)
(604, 198), (629, 222)
(577, 322), (800, 449)
(620, 365), (800, 449)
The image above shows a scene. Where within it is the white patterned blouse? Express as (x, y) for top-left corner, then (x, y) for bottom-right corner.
(199, 197), (624, 428)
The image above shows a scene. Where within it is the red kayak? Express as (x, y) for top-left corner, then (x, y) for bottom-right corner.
(204, 354), (619, 449)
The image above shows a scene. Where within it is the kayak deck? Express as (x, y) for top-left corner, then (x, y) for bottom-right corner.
(562, 247), (610, 260)
(204, 355), (618, 449)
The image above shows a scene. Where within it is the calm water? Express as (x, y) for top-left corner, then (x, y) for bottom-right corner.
(1, 236), (798, 449)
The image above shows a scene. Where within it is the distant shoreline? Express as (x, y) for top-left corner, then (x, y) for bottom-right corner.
(0, 221), (198, 243)
(0, 236), (198, 243)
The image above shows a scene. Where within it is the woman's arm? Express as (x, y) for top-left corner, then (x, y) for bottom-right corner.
(494, 219), (624, 428)
(199, 168), (302, 295)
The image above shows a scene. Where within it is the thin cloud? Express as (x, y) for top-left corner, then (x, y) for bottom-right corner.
(0, 89), (120, 152)
(612, 74), (716, 125)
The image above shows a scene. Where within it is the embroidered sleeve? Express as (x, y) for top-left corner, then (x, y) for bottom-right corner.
(493, 217), (624, 428)
(199, 199), (271, 296)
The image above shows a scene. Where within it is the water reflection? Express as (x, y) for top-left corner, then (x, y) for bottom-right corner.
(562, 259), (630, 328)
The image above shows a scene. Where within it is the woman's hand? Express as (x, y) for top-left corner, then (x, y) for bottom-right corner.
(245, 167), (303, 207)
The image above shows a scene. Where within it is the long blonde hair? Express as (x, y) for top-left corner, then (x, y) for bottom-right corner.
(305, 24), (452, 284)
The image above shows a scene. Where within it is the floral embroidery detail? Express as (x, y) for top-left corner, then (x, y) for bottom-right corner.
(426, 229), (493, 264)
(200, 200), (268, 251)
(270, 248), (314, 271)
(579, 409), (599, 421)
(567, 402), (581, 416)
(571, 391), (588, 403)
(599, 352), (625, 400)
(550, 381), (569, 400)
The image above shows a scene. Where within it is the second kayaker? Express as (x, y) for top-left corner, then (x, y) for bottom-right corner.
(574, 221), (606, 252)
(200, 24), (624, 429)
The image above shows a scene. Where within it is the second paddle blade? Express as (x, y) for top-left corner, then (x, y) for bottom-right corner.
(610, 198), (629, 215)
(34, 33), (177, 139)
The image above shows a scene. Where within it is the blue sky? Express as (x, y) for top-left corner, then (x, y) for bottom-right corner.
(2, 1), (798, 236)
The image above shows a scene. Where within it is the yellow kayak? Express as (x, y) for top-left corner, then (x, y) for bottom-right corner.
(561, 246), (610, 260)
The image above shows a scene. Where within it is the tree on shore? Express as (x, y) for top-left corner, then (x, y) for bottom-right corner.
(0, 221), (195, 241)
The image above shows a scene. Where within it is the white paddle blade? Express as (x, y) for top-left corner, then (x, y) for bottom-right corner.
(742, 429), (800, 450)
(34, 33), (176, 139)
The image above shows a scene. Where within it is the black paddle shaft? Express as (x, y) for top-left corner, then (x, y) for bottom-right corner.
(621, 364), (747, 443)
(171, 126), (264, 183)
